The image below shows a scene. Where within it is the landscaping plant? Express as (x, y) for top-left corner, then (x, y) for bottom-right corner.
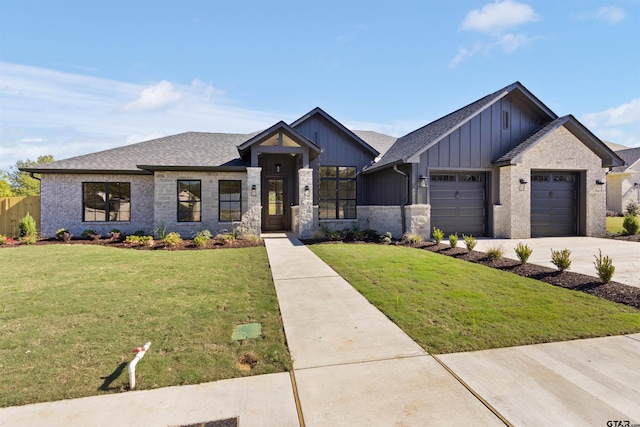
(594, 250), (615, 284)
(551, 248), (572, 272)
(462, 234), (477, 252)
(18, 213), (37, 238)
(485, 245), (504, 261)
(622, 214), (640, 235)
(379, 231), (393, 244)
(448, 233), (458, 248)
(55, 228), (72, 243)
(514, 242), (533, 265)
(163, 232), (182, 247)
(625, 200), (640, 217)
(193, 230), (212, 248)
(432, 227), (444, 244)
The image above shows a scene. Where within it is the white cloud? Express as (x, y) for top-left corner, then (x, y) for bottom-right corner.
(461, 0), (538, 34)
(452, 0), (538, 67)
(122, 80), (183, 112)
(582, 99), (640, 147)
(596, 6), (625, 24)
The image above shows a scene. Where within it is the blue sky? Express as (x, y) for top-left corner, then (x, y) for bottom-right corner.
(1, 0), (639, 171)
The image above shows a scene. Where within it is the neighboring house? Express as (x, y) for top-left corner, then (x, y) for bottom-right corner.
(606, 147), (640, 214)
(23, 82), (623, 240)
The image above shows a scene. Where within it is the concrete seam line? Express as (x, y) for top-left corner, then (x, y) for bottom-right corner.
(289, 371), (306, 427)
(430, 354), (513, 427)
(625, 334), (640, 343)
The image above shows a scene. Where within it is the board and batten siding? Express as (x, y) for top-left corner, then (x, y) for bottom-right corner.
(295, 114), (377, 205)
(419, 95), (545, 171)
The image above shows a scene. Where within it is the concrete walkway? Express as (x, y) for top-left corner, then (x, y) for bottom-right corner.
(2, 234), (639, 426)
(473, 236), (640, 288)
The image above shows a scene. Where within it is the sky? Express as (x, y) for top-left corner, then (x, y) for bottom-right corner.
(1, 0), (639, 172)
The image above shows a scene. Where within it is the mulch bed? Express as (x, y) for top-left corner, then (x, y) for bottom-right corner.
(412, 242), (640, 310)
(21, 237), (263, 250)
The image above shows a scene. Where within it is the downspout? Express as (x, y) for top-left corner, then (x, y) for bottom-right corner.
(29, 172), (41, 181)
(392, 165), (409, 235)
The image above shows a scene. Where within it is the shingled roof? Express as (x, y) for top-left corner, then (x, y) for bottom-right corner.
(610, 147), (640, 173)
(363, 82), (555, 173)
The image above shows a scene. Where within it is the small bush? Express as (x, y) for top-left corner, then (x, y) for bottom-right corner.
(485, 246), (504, 261)
(18, 213), (37, 237)
(462, 234), (476, 252)
(448, 233), (458, 248)
(125, 235), (141, 247)
(351, 225), (366, 241)
(379, 231), (393, 244)
(551, 248), (572, 272)
(432, 227), (444, 244)
(109, 228), (121, 241)
(193, 230), (212, 248)
(625, 200), (640, 217)
(55, 228), (72, 243)
(514, 242), (533, 265)
(402, 232), (423, 245)
(20, 234), (37, 245)
(133, 230), (146, 237)
(622, 214), (640, 235)
(164, 232), (183, 247)
(594, 249), (615, 284)
(140, 236), (155, 247)
(154, 222), (168, 239)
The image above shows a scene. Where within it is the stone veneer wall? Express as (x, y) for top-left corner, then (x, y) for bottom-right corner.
(295, 169), (314, 238)
(154, 171), (249, 237)
(39, 173), (154, 238)
(494, 126), (607, 238)
(244, 168), (262, 237)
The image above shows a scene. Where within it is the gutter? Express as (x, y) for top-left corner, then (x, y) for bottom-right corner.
(392, 165), (409, 235)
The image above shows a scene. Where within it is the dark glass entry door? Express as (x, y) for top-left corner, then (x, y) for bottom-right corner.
(263, 178), (287, 231)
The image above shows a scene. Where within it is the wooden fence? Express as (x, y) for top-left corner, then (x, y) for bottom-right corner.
(0, 196), (41, 237)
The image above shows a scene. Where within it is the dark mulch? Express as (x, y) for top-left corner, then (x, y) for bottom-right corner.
(413, 242), (640, 310)
(4, 236), (263, 250)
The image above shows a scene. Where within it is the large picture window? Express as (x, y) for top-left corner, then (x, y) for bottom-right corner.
(178, 180), (201, 222)
(83, 182), (131, 222)
(319, 166), (356, 220)
(219, 180), (241, 222)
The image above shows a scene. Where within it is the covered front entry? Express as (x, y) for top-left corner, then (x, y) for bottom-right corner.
(531, 171), (579, 237)
(263, 177), (288, 231)
(430, 171), (487, 236)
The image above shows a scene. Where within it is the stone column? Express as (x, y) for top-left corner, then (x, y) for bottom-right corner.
(243, 167), (262, 237)
(297, 168), (314, 238)
(405, 204), (431, 238)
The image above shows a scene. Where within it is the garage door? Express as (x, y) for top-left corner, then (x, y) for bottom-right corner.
(531, 171), (578, 237)
(430, 172), (487, 236)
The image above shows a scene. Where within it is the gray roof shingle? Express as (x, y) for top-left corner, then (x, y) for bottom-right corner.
(611, 147), (640, 173)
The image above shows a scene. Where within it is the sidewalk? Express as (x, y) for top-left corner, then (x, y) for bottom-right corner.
(2, 234), (639, 426)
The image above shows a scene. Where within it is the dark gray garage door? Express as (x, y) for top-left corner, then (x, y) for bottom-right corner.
(430, 172), (486, 236)
(531, 171), (578, 237)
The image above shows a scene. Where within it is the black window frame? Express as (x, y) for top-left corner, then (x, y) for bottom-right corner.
(219, 180), (242, 222)
(177, 180), (202, 222)
(82, 182), (131, 222)
(319, 166), (357, 220)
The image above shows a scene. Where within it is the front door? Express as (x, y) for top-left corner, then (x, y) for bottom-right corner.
(263, 177), (287, 231)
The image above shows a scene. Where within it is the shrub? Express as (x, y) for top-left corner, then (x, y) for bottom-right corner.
(402, 232), (423, 245)
(622, 214), (640, 235)
(133, 230), (146, 237)
(448, 233), (458, 248)
(351, 225), (366, 241)
(20, 234), (37, 245)
(432, 227), (444, 244)
(193, 230), (212, 248)
(551, 248), (572, 272)
(82, 229), (101, 241)
(514, 242), (533, 265)
(55, 228), (72, 243)
(485, 246), (504, 261)
(462, 234), (476, 252)
(139, 236), (155, 247)
(109, 228), (121, 241)
(379, 231), (393, 244)
(125, 235), (140, 247)
(154, 222), (168, 239)
(164, 232), (183, 247)
(625, 200), (640, 217)
(0, 235), (15, 245)
(18, 213), (37, 238)
(594, 249), (615, 284)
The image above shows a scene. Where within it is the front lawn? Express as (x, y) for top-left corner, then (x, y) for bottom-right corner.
(0, 245), (291, 407)
(607, 215), (640, 234)
(309, 244), (640, 354)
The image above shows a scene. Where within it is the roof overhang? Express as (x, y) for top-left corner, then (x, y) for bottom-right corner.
(136, 165), (248, 172)
(18, 168), (153, 175)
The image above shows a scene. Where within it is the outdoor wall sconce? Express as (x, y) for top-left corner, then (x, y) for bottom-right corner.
(519, 178), (528, 185)
(275, 163), (281, 173)
(304, 185), (310, 195)
(419, 175), (428, 188)
(251, 184), (257, 196)
(634, 183), (639, 188)
(596, 179), (605, 185)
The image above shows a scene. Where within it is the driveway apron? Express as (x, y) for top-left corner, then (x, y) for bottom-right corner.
(263, 233), (504, 426)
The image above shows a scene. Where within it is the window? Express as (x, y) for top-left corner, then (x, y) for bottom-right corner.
(219, 180), (241, 222)
(178, 180), (201, 222)
(83, 182), (130, 222)
(319, 166), (356, 220)
(431, 174), (456, 182)
(460, 174), (483, 182)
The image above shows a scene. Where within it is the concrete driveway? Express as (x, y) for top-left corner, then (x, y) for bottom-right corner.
(473, 237), (640, 288)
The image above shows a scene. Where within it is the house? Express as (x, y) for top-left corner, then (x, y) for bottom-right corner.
(606, 147), (640, 214)
(23, 82), (623, 240)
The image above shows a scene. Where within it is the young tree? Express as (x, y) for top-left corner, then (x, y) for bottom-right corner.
(0, 177), (13, 197)
(4, 155), (54, 196)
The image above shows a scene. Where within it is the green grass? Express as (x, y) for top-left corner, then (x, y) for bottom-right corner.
(0, 245), (290, 407)
(309, 244), (640, 354)
(607, 215), (640, 234)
